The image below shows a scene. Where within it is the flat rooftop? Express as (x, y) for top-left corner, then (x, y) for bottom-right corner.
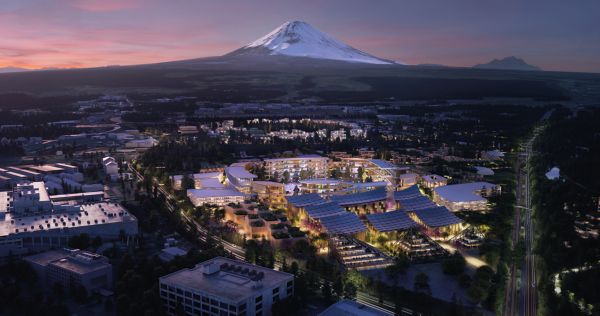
(264, 155), (327, 162)
(160, 257), (293, 303)
(24, 165), (64, 173)
(0, 202), (137, 237)
(187, 189), (244, 199)
(24, 249), (110, 275)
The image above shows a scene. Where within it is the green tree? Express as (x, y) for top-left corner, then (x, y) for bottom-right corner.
(333, 275), (344, 298)
(322, 281), (332, 303)
(344, 281), (357, 299)
(442, 252), (466, 275)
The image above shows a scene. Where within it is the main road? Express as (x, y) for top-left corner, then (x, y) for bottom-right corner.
(521, 132), (537, 316)
(504, 128), (539, 316)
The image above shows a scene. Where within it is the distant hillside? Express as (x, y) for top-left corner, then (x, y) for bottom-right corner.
(474, 56), (540, 71)
(0, 67), (29, 74)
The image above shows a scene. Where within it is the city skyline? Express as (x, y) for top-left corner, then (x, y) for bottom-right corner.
(1, 0), (599, 72)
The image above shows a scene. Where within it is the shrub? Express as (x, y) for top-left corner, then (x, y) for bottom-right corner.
(272, 232), (290, 239)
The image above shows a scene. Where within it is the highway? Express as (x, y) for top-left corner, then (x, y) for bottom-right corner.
(129, 165), (400, 315)
(503, 129), (539, 316)
(522, 134), (537, 316)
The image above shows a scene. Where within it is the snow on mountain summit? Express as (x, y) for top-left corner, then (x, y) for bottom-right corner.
(229, 21), (392, 64)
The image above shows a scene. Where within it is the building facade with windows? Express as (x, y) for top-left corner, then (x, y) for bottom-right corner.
(263, 155), (328, 182)
(159, 257), (294, 316)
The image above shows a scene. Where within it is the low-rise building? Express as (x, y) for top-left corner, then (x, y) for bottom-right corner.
(24, 248), (112, 293)
(420, 174), (448, 189)
(433, 182), (501, 212)
(159, 257), (294, 316)
(187, 188), (245, 207)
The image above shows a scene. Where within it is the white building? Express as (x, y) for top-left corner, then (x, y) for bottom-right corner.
(263, 155), (328, 181)
(187, 189), (245, 207)
(225, 166), (257, 194)
(159, 257), (294, 316)
(24, 248), (113, 293)
(102, 157), (119, 176)
(433, 182), (501, 212)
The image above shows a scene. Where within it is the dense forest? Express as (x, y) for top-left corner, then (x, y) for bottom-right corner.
(532, 107), (600, 315)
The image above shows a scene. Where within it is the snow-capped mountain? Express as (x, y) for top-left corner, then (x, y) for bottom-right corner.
(227, 21), (393, 65)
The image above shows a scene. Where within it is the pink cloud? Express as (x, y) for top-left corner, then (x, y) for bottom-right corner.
(68, 0), (141, 12)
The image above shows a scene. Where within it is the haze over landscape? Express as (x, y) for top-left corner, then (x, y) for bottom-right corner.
(1, 0), (600, 72)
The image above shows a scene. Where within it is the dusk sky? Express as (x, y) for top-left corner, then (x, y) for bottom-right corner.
(1, 0), (599, 72)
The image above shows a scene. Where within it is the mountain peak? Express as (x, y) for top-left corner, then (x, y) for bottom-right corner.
(474, 56), (540, 71)
(227, 21), (393, 65)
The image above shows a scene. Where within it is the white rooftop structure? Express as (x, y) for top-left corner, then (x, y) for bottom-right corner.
(187, 188), (245, 207)
(433, 182), (498, 203)
(545, 167), (560, 180)
(475, 166), (495, 176)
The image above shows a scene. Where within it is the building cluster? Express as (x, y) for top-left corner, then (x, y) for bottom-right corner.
(0, 181), (138, 263)
(0, 163), (105, 195)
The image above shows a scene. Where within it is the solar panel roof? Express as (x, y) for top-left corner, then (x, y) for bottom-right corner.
(320, 212), (367, 234)
(397, 195), (436, 211)
(366, 210), (418, 232)
(393, 185), (422, 201)
(331, 188), (387, 206)
(285, 193), (325, 207)
(412, 206), (463, 228)
(304, 201), (346, 219)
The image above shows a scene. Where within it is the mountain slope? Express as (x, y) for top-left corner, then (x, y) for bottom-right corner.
(0, 67), (29, 73)
(226, 21), (393, 65)
(473, 56), (540, 71)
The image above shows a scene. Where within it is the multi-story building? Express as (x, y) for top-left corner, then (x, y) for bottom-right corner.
(24, 248), (113, 293)
(159, 257), (294, 316)
(251, 181), (286, 209)
(263, 155), (328, 182)
(330, 129), (346, 142)
(226, 167), (257, 194)
(0, 182), (138, 262)
(102, 156), (119, 177)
